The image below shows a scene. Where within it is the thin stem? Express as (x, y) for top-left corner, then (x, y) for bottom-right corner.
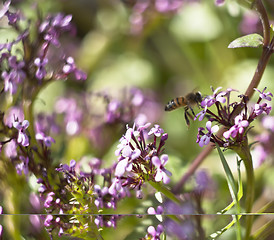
(244, 46), (272, 98)
(234, 143), (254, 240)
(253, 0), (270, 46)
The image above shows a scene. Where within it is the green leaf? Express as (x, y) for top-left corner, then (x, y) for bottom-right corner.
(209, 215), (241, 240)
(228, 34), (263, 48)
(213, 144), (242, 240)
(215, 144), (237, 198)
(217, 159), (243, 214)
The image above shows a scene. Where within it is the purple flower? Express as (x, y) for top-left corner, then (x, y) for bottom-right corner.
(4, 139), (17, 158)
(62, 57), (76, 74)
(6, 11), (20, 25)
(44, 192), (55, 208)
(254, 103), (272, 116)
(56, 159), (76, 173)
(109, 178), (127, 197)
(148, 124), (164, 137)
(13, 120), (29, 146)
(95, 215), (120, 229)
(195, 106), (207, 121)
(36, 132), (55, 147)
(0, 1), (20, 25)
(62, 56), (87, 81)
(52, 13), (72, 28)
(58, 227), (64, 236)
(197, 121), (219, 147)
(114, 158), (133, 177)
(2, 71), (17, 94)
(0, 1), (10, 19)
(254, 87), (273, 101)
(122, 145), (141, 159)
(44, 215), (53, 227)
(161, 132), (168, 141)
(39, 13), (73, 46)
(137, 122), (151, 131)
(113, 123), (170, 195)
(115, 125), (138, 156)
(4, 106), (24, 128)
(136, 189), (143, 199)
(94, 185), (114, 209)
(147, 205), (164, 215)
(147, 224), (164, 240)
(152, 154), (172, 184)
(15, 156), (29, 176)
(2, 56), (26, 94)
(223, 115), (249, 139)
(147, 206), (164, 221)
(34, 57), (48, 80)
(201, 87), (226, 108)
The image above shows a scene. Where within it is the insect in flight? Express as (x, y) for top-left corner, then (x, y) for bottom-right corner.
(165, 91), (203, 126)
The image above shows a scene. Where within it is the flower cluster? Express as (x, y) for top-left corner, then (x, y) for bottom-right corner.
(0, 1), (86, 101)
(0, 0), (87, 179)
(36, 121), (170, 238)
(36, 160), (103, 238)
(111, 123), (171, 198)
(196, 87), (273, 148)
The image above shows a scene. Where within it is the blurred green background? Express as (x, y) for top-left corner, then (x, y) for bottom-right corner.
(1, 0), (274, 239)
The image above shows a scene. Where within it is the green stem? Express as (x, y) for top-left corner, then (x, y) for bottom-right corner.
(234, 143), (254, 240)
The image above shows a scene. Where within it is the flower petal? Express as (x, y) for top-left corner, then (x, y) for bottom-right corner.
(152, 156), (161, 168)
(115, 159), (128, 177)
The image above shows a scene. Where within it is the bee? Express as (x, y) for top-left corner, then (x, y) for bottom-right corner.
(165, 92), (203, 126)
